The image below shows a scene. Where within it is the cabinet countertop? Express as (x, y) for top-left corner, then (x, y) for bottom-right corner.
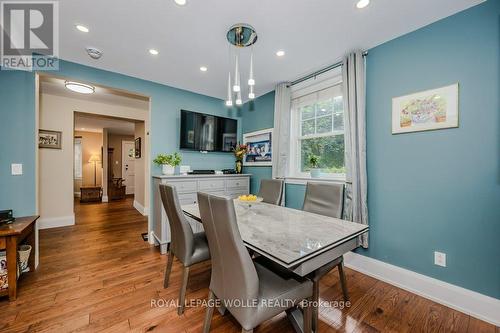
(153, 174), (251, 179)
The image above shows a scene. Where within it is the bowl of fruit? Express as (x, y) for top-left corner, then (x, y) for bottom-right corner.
(237, 194), (263, 205)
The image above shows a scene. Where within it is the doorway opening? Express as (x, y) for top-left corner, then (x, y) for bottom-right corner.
(36, 74), (151, 232)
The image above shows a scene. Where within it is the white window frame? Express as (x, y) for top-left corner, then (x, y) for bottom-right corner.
(74, 137), (82, 179)
(288, 70), (346, 183)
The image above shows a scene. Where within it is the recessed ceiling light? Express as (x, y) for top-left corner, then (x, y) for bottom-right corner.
(200, 66), (208, 72)
(149, 49), (159, 55)
(76, 24), (89, 33)
(65, 81), (95, 94)
(276, 50), (285, 57)
(356, 0), (370, 9)
(174, 0), (187, 5)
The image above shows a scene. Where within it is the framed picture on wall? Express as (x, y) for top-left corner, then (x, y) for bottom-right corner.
(135, 137), (141, 158)
(38, 129), (62, 149)
(392, 83), (459, 134)
(243, 128), (273, 166)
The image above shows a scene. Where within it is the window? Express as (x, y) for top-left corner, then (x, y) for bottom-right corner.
(290, 79), (345, 179)
(74, 138), (82, 179)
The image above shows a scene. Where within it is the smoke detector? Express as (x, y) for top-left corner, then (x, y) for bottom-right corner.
(86, 47), (103, 60)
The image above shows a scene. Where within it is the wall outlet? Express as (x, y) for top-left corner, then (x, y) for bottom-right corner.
(434, 251), (446, 267)
(11, 163), (23, 175)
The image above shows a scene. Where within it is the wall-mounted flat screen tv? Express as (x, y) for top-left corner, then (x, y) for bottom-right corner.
(180, 110), (237, 152)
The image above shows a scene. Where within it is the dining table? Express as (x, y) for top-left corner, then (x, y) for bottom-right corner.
(182, 199), (369, 333)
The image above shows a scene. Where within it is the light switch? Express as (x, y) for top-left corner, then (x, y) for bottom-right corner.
(434, 251), (446, 267)
(11, 163), (23, 175)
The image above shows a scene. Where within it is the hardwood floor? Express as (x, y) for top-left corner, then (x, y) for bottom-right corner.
(0, 197), (497, 332)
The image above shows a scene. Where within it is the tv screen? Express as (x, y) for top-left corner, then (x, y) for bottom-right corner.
(180, 110), (237, 152)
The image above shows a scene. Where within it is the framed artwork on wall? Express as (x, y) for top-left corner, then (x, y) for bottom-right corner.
(38, 129), (62, 149)
(243, 128), (273, 166)
(135, 137), (141, 158)
(392, 83), (459, 134)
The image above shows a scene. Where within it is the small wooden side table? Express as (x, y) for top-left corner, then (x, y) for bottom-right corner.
(0, 216), (38, 301)
(80, 186), (102, 203)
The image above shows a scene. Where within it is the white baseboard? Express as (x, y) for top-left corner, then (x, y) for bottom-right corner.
(102, 195), (108, 202)
(133, 200), (148, 216)
(344, 251), (500, 326)
(38, 214), (75, 229)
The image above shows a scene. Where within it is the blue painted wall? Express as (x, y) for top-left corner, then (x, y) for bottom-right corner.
(0, 70), (36, 216)
(363, 0), (500, 298)
(240, 1), (500, 298)
(241, 91), (274, 193)
(0, 60), (238, 219)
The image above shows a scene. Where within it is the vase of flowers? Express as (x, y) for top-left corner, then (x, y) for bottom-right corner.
(233, 144), (247, 174)
(153, 152), (182, 175)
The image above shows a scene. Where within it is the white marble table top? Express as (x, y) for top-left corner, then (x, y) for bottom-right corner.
(182, 200), (368, 267)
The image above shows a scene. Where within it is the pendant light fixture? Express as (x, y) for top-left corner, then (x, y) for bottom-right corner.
(248, 85), (255, 100)
(226, 23), (258, 107)
(225, 72), (233, 106)
(236, 90), (242, 105)
(233, 53), (240, 92)
(248, 51), (255, 86)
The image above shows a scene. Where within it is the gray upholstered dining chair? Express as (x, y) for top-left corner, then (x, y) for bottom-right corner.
(159, 184), (210, 315)
(303, 182), (347, 331)
(198, 192), (313, 333)
(257, 179), (284, 205)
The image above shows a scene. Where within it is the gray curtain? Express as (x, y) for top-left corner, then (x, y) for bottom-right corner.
(342, 51), (369, 248)
(272, 82), (291, 206)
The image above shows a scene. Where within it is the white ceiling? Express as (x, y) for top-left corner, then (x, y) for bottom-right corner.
(74, 113), (136, 135)
(40, 76), (150, 110)
(58, 0), (483, 100)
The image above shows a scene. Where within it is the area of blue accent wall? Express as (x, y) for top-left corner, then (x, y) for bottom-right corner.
(240, 1), (500, 298)
(241, 91), (274, 193)
(362, 0), (499, 298)
(0, 70), (36, 216)
(0, 60), (239, 220)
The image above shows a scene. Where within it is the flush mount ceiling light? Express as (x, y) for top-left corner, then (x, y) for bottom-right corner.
(149, 49), (159, 55)
(226, 23), (258, 107)
(174, 0), (187, 6)
(356, 0), (370, 9)
(76, 24), (89, 33)
(276, 50), (285, 57)
(200, 66), (208, 72)
(65, 81), (95, 94)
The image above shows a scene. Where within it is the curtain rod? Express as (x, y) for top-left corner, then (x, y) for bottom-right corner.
(290, 51), (368, 87)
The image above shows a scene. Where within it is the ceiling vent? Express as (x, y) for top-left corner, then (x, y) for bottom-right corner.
(86, 47), (103, 60)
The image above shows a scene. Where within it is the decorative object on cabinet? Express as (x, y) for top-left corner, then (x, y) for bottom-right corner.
(243, 128), (273, 166)
(232, 143), (247, 174)
(392, 83), (458, 134)
(153, 152), (182, 175)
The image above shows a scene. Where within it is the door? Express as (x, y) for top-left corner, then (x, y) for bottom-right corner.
(122, 141), (135, 195)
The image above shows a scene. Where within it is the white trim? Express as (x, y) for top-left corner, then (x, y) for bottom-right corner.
(102, 195), (109, 202)
(133, 200), (149, 216)
(284, 176), (346, 185)
(74, 191), (81, 198)
(344, 251), (500, 326)
(38, 215), (75, 229)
